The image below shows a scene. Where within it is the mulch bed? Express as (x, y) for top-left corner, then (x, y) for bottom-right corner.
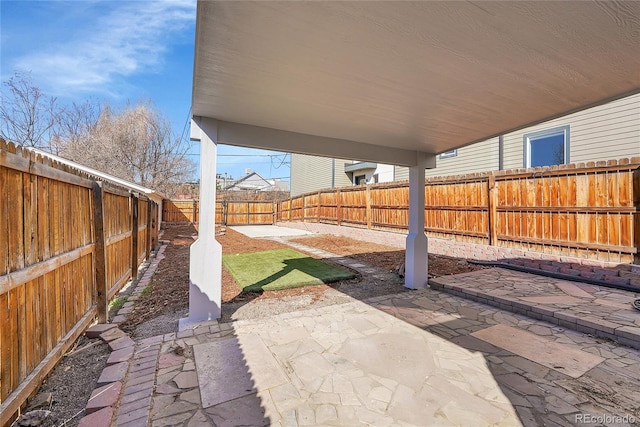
(290, 234), (484, 277)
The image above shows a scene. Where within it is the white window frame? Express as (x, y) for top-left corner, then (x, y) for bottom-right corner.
(523, 125), (570, 168)
(439, 149), (458, 159)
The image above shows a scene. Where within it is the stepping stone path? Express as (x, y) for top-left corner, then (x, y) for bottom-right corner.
(76, 243), (167, 427)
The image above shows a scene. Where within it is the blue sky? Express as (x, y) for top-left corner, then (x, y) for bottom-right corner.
(0, 0), (289, 182)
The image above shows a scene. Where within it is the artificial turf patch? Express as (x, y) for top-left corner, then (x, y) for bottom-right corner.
(222, 248), (356, 292)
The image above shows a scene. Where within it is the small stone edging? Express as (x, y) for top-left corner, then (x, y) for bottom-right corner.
(429, 277), (640, 350)
(279, 228), (640, 350)
(77, 242), (167, 427)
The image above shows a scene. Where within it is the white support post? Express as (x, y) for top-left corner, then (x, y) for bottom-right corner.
(180, 118), (222, 329)
(405, 153), (429, 289)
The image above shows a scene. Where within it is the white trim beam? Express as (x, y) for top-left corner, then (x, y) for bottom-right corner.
(204, 118), (435, 168)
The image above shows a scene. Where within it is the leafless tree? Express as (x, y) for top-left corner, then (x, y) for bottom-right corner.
(57, 100), (101, 145)
(61, 102), (195, 197)
(0, 72), (61, 152)
(1, 73), (194, 195)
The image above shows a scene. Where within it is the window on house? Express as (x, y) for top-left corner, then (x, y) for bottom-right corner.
(524, 125), (569, 168)
(439, 149), (457, 159)
(355, 174), (366, 185)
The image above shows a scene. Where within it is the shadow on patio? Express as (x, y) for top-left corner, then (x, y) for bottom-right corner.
(139, 224), (639, 426)
(180, 241), (640, 426)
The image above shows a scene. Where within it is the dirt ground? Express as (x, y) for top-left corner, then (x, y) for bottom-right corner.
(19, 224), (483, 427)
(289, 234), (484, 277)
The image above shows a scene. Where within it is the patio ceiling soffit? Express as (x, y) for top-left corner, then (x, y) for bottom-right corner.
(192, 1), (640, 158)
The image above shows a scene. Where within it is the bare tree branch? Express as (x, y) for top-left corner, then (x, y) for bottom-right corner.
(61, 102), (195, 196)
(0, 72), (60, 152)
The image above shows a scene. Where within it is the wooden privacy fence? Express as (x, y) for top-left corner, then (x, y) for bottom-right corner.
(164, 199), (276, 226)
(0, 140), (159, 426)
(279, 158), (640, 264)
(221, 201), (276, 225)
(163, 199), (198, 223)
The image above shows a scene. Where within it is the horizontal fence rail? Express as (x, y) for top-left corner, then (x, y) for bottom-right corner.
(0, 140), (159, 426)
(278, 158), (639, 264)
(165, 158), (638, 265)
(163, 200), (198, 223)
(223, 201), (276, 225)
(165, 199), (276, 226)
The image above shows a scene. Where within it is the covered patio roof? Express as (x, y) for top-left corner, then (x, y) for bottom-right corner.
(192, 1), (639, 165)
(185, 0), (639, 325)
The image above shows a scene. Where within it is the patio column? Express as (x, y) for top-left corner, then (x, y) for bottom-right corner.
(405, 153), (429, 289)
(180, 117), (222, 329)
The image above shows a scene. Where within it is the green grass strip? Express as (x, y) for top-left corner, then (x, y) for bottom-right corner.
(222, 248), (356, 292)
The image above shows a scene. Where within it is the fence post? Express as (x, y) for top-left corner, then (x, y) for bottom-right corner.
(302, 194), (306, 222)
(633, 164), (640, 264)
(288, 197), (292, 221)
(336, 188), (342, 226)
(317, 191), (321, 222)
(131, 194), (139, 281)
(151, 202), (158, 250)
(223, 200), (228, 225)
(488, 174), (498, 246)
(192, 199), (197, 224)
(366, 185), (372, 229)
(146, 199), (152, 260)
(92, 182), (108, 323)
(273, 201), (277, 225)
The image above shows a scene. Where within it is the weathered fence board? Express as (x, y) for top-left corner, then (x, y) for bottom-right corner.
(163, 200), (198, 223)
(166, 199), (276, 226)
(171, 159), (638, 264)
(223, 201), (275, 225)
(0, 140), (159, 427)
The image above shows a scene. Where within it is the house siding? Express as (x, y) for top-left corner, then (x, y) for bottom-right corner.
(502, 93), (640, 169)
(293, 94), (639, 190)
(291, 154), (351, 196)
(393, 166), (409, 182)
(426, 137), (500, 177)
(393, 137), (499, 181)
(335, 160), (355, 188)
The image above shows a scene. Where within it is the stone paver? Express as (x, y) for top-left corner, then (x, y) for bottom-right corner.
(430, 268), (640, 349)
(86, 323), (117, 339)
(77, 407), (113, 427)
(77, 243), (168, 427)
(103, 235), (640, 427)
(97, 362), (128, 386)
(86, 382), (122, 414)
(140, 289), (640, 426)
(107, 346), (135, 366)
(99, 328), (128, 342)
(109, 336), (135, 351)
(114, 342), (161, 426)
(174, 371), (199, 389)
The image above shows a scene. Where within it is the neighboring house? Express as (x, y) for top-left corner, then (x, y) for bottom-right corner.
(290, 93), (640, 196)
(225, 171), (290, 192)
(290, 157), (396, 196)
(216, 173), (236, 190)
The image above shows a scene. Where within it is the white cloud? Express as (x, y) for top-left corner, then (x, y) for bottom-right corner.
(12, 0), (195, 96)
